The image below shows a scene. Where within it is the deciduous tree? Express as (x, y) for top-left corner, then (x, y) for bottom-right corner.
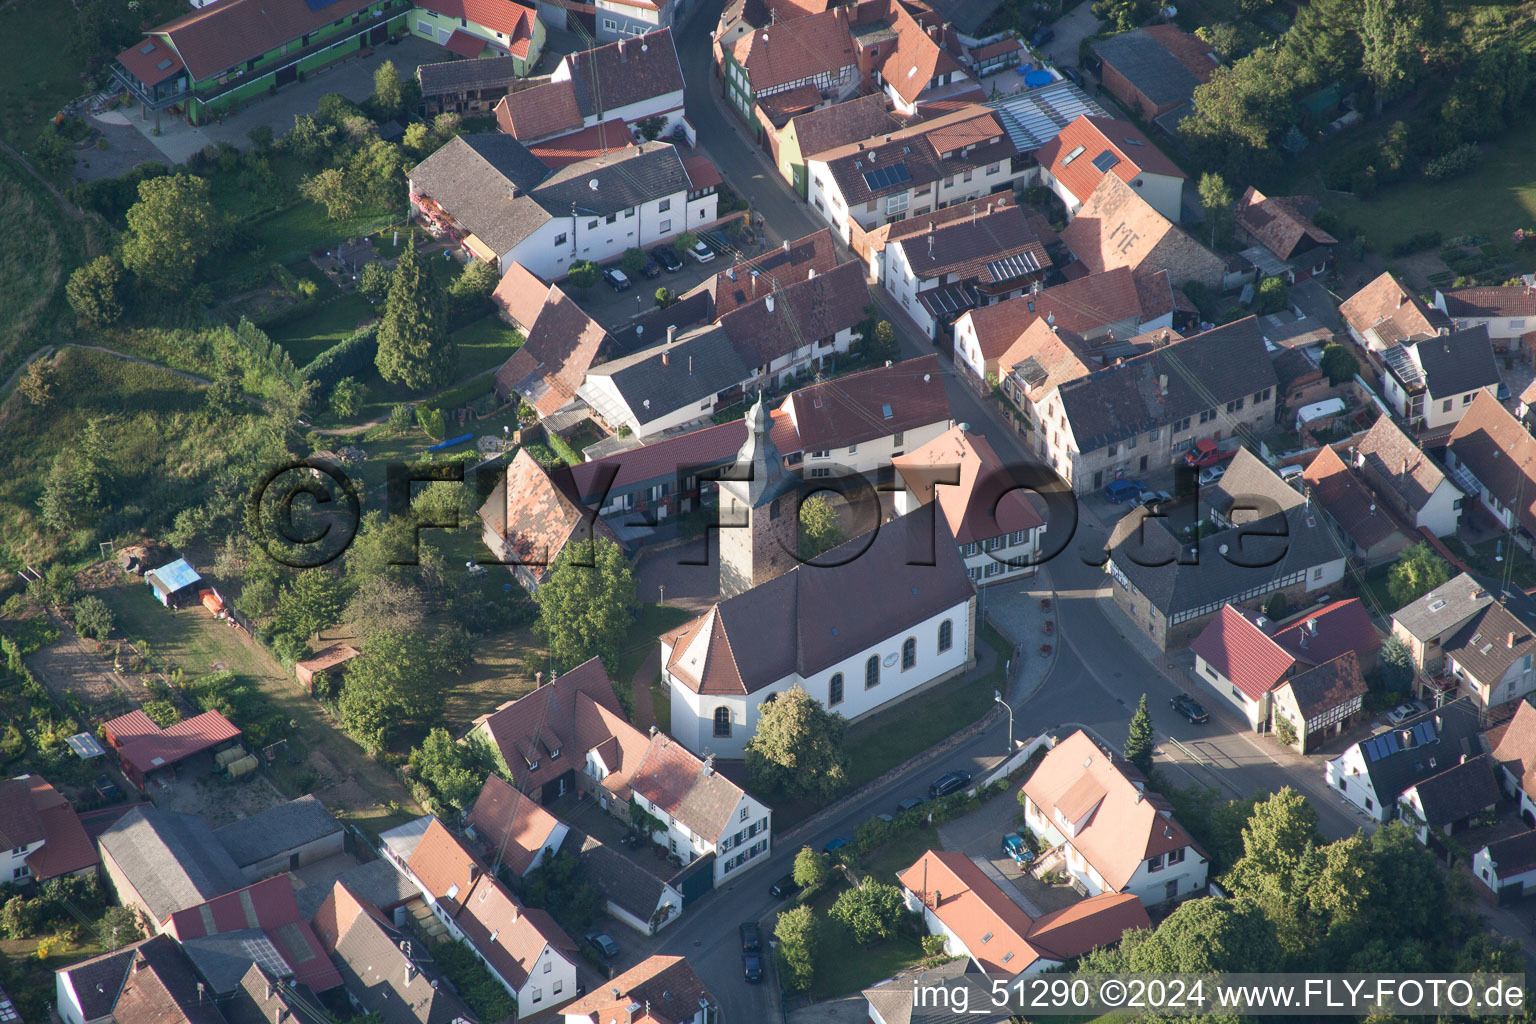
(1198, 172), (1235, 250)
(18, 360), (57, 408)
(330, 376), (367, 419)
(73, 595), (114, 642)
(799, 494), (845, 561)
(830, 881), (908, 944)
(775, 905), (817, 991)
(1386, 542), (1450, 608)
(376, 238), (452, 389)
(338, 627), (468, 751)
(373, 59), (403, 117)
(745, 685), (849, 799)
(1319, 342), (1359, 384)
(533, 537), (637, 672)
(793, 846), (831, 891)
(566, 259), (599, 293)
(1361, 0), (1441, 112)
(1377, 635), (1415, 692)
(409, 727), (488, 813)
(120, 174), (219, 292)
(66, 255), (125, 328)
(274, 568), (347, 642)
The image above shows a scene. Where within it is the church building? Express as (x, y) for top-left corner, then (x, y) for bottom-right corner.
(658, 396), (979, 758)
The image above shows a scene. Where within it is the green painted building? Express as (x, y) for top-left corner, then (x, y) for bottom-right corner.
(115, 0), (542, 127)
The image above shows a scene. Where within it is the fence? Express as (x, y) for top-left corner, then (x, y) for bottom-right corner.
(978, 732), (1055, 789)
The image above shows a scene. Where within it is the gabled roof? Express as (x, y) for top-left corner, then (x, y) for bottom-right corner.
(879, 2), (965, 105)
(1441, 600), (1536, 685)
(476, 449), (617, 586)
(891, 204), (1051, 285)
(962, 267), (1143, 362)
(1393, 573), (1498, 641)
(1189, 605), (1295, 700)
(1446, 390), (1536, 536)
(997, 319), (1093, 404)
(493, 284), (611, 417)
(780, 353), (950, 451)
(863, 959), (979, 1024)
(533, 140), (693, 219)
(563, 29), (684, 120)
(1402, 753), (1499, 827)
(1055, 318), (1276, 455)
(1021, 731), (1201, 891)
(1402, 324), (1500, 399)
(1482, 828), (1536, 878)
(116, 34), (185, 88)
(472, 657), (624, 793)
(1343, 696), (1483, 806)
(61, 935), (226, 1024)
(1060, 174), (1220, 282)
(453, 871), (575, 989)
(0, 776), (45, 851)
(1490, 700), (1536, 793)
(225, 963), (329, 1024)
(168, 875), (342, 992)
(583, 324), (749, 429)
(706, 228), (842, 317)
(1303, 444), (1401, 552)
(1090, 25), (1216, 108)
(490, 262), (549, 333)
(212, 795), (340, 871)
(1352, 414), (1455, 515)
(626, 734), (748, 839)
(1281, 651), (1368, 719)
(99, 806), (247, 922)
(892, 426), (1045, 544)
(578, 836), (676, 922)
(1339, 272), (1444, 345)
(16, 775), (100, 880)
(731, 8), (857, 93)
(788, 93), (905, 161)
(662, 506), (973, 694)
(418, 55), (525, 98)
(105, 708), (242, 780)
(527, 119), (636, 168)
(408, 135), (553, 256)
(494, 79), (585, 141)
(562, 955), (713, 1024)
(1036, 115), (1185, 206)
(717, 260), (872, 369)
(569, 408), (798, 498)
(124, 0), (375, 84)
(1439, 284), (1536, 320)
(1235, 187), (1336, 261)
(418, 0), (535, 41)
(407, 818), (489, 911)
(1271, 598), (1380, 667)
(465, 774), (566, 876)
(814, 105), (1015, 208)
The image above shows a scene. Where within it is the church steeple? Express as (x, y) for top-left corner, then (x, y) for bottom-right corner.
(717, 393), (801, 598)
(734, 393), (787, 507)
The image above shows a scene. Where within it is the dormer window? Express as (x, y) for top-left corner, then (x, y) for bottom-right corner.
(549, 747), (561, 760)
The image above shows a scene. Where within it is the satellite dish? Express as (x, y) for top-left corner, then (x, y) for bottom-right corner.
(1218, 544), (1229, 555)
(923, 374), (931, 382)
(589, 178), (599, 190)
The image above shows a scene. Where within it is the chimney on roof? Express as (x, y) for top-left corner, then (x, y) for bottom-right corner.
(808, 268), (816, 280)
(667, 324), (677, 346)
(1510, 632), (1517, 648)
(406, 962), (418, 986)
(767, 294), (775, 313)
(1397, 292), (1405, 309)
(689, 355), (694, 374)
(927, 23), (937, 38)
(783, 238), (791, 253)
(933, 889), (942, 907)
(265, 980), (273, 1000)
(986, 202), (993, 215)
(704, 755), (714, 775)
(535, 670), (543, 688)
(618, 38), (628, 61)
(276, 1011), (288, 1024)
(1402, 457), (1409, 478)
(662, 349), (670, 366)
(1158, 373), (1168, 394)
(650, 724), (658, 736)
(1461, 752), (1469, 764)
(1307, 617), (1318, 635)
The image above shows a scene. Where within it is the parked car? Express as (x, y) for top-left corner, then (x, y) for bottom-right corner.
(1031, 25), (1055, 46)
(769, 874), (801, 899)
(895, 796), (925, 814)
(1170, 694), (1210, 724)
(928, 770), (973, 799)
(739, 922), (761, 953)
(1387, 700), (1429, 725)
(639, 254), (662, 279)
(1139, 489), (1173, 509)
(585, 932), (620, 959)
(602, 266), (632, 292)
(1002, 833), (1033, 864)
(1104, 477), (1146, 503)
(1198, 464), (1227, 486)
(688, 239), (717, 263)
(823, 836), (850, 854)
(1183, 439), (1227, 468)
(651, 246), (683, 272)
(743, 951), (763, 983)
(1059, 66), (1084, 88)
(1499, 382), (1513, 401)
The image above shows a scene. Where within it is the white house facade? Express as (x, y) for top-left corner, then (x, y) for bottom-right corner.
(499, 187), (718, 281)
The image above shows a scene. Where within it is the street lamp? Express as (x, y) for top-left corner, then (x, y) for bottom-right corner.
(995, 690), (1014, 755)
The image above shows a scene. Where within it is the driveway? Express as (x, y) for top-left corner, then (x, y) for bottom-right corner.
(577, 254), (721, 329)
(1039, 2), (1103, 69)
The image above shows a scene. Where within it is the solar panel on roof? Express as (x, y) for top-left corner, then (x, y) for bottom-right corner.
(242, 935), (292, 977)
(985, 252), (1042, 282)
(1413, 721), (1436, 744)
(861, 162), (913, 192)
(1091, 150), (1121, 172)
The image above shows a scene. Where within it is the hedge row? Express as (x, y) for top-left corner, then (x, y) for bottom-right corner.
(305, 324), (379, 396)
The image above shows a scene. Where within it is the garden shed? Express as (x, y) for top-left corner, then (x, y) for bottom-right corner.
(145, 558), (202, 608)
(103, 708), (242, 790)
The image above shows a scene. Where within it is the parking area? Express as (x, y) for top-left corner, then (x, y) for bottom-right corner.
(936, 783), (1082, 917)
(576, 247), (725, 330)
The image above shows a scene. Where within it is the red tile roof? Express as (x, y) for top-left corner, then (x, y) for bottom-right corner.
(563, 956), (713, 1024)
(493, 285), (612, 416)
(1491, 700), (1536, 799)
(626, 734), (747, 839)
(1061, 175), (1218, 280)
(490, 262), (549, 332)
(708, 228), (841, 317)
(445, 29), (490, 59)
(890, 204), (1051, 286)
(1339, 271), (1442, 345)
(780, 353), (950, 451)
(166, 876), (343, 992)
(1270, 598), (1381, 667)
(880, 3), (965, 105)
(495, 79), (584, 141)
(472, 657), (626, 792)
(104, 709), (242, 780)
(731, 8), (857, 93)
(0, 777), (44, 852)
(527, 119), (635, 168)
(1440, 285), (1536, 320)
(408, 819), (486, 910)
(1025, 892), (1150, 960)
(116, 35), (185, 88)
(1304, 444), (1402, 552)
(569, 410), (799, 498)
(1037, 115), (1186, 206)
(892, 426), (1045, 544)
(476, 449), (619, 587)
(1189, 605), (1295, 701)
(682, 154), (723, 191)
(961, 267), (1142, 361)
(1235, 187), (1336, 262)
(135, 0), (377, 84)
(18, 776), (100, 880)
(424, 0), (536, 38)
(466, 774), (566, 875)
(1447, 390), (1536, 536)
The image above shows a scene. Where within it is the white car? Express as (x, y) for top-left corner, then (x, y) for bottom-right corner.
(1198, 464), (1227, 486)
(1386, 701), (1428, 725)
(689, 240), (717, 263)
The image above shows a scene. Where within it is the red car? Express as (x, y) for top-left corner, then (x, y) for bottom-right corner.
(1183, 439), (1229, 468)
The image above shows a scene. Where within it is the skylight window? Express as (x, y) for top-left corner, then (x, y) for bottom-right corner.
(881, 403), (893, 419)
(981, 932), (994, 943)
(156, 59), (173, 71)
(1002, 952), (1015, 963)
(140, 41), (156, 55)
(1060, 145), (1085, 166)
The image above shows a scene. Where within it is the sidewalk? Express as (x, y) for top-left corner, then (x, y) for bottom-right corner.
(978, 569), (1059, 706)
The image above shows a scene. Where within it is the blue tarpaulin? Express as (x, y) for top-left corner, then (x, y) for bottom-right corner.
(428, 433), (474, 451)
(147, 558), (201, 605)
(1024, 69), (1054, 88)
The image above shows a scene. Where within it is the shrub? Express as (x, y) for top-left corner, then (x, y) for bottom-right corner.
(1424, 144), (1479, 183)
(72, 596), (114, 642)
(305, 324), (379, 392)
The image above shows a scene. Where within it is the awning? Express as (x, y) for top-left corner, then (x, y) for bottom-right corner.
(444, 29), (488, 59)
(462, 232), (498, 263)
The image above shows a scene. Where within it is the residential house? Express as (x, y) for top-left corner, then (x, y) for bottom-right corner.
(490, 261), (551, 333)
(1303, 444), (1413, 564)
(465, 773), (570, 877)
(660, 504), (976, 757)
(712, 0), (829, 52)
(1107, 451), (1347, 650)
(716, 258), (873, 386)
(1036, 115), (1186, 224)
(1473, 829), (1536, 898)
(1233, 187), (1337, 284)
(561, 956), (714, 1024)
(1349, 414), (1464, 538)
(470, 656), (629, 803)
(697, 228), (841, 317)
(1339, 272), (1449, 353)
(996, 319), (1095, 438)
(892, 425), (1047, 584)
(165, 875), (343, 995)
(477, 449), (620, 592)
(1274, 347), (1331, 413)
(102, 707), (242, 791)
(492, 284), (612, 417)
(722, 9), (860, 129)
(1435, 279), (1536, 356)
(1379, 325), (1500, 431)
(1438, 597), (1536, 710)
(864, 961), (1007, 1024)
(1271, 652), (1369, 754)
(1445, 390), (1536, 538)
(98, 805), (247, 928)
(596, 0), (691, 43)
(769, 93), (903, 197)
(313, 881), (479, 1024)
(396, 819), (580, 1017)
(1489, 700), (1536, 826)
(294, 858), (420, 925)
(808, 104), (1022, 243)
(225, 964), (330, 1024)
(578, 837), (684, 934)
(212, 795), (344, 882)
(418, 55), (528, 117)
(1090, 25), (1218, 121)
(113, 0), (414, 128)
(1020, 730), (1209, 905)
(858, 192), (1052, 285)
(55, 936), (226, 1024)
(1389, 573), (1536, 682)
(525, 119), (638, 168)
(873, 2), (978, 117)
(1034, 318), (1278, 494)
(0, 774), (98, 885)
(409, 135), (717, 281)
(954, 266), (1171, 387)
(1324, 696), (1483, 822)
(985, 77), (1112, 176)
(1397, 753), (1499, 844)
(898, 849), (1150, 975)
(494, 30), (686, 142)
(409, 0), (544, 72)
(882, 202), (1053, 340)
(576, 323), (748, 439)
(1191, 599), (1380, 734)
(1059, 175), (1225, 292)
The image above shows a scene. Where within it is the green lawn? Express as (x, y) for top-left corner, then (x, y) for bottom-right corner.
(0, 152), (81, 385)
(805, 881), (925, 1000)
(268, 292), (378, 366)
(859, 827), (944, 887)
(1322, 117), (1536, 273)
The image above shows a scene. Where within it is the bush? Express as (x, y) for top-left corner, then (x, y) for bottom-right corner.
(1389, 231), (1443, 258)
(305, 324), (379, 392)
(1424, 144), (1479, 183)
(1350, 165), (1378, 199)
(72, 596), (114, 642)
(830, 881), (909, 944)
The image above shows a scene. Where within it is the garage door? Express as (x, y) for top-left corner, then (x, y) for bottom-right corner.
(275, 65), (298, 87)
